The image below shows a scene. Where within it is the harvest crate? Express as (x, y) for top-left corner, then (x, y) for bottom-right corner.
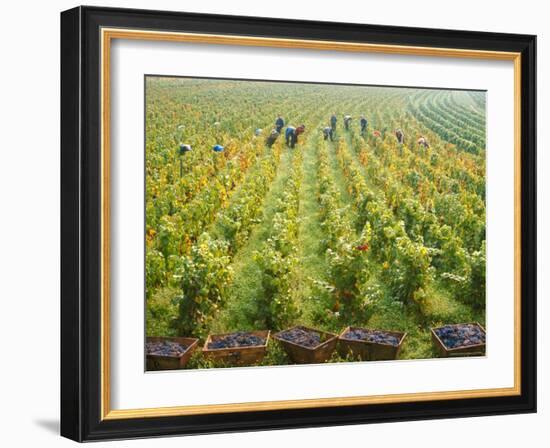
(146, 336), (199, 371)
(338, 327), (407, 361)
(431, 323), (486, 357)
(202, 330), (270, 366)
(273, 326), (338, 364)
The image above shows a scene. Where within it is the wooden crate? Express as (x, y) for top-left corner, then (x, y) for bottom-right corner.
(338, 327), (407, 361)
(202, 330), (270, 366)
(273, 326), (338, 364)
(431, 323), (486, 357)
(146, 336), (199, 371)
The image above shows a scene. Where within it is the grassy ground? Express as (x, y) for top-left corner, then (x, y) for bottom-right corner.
(213, 148), (296, 332)
(292, 132), (330, 324)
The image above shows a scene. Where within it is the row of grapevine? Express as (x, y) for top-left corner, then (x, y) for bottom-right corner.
(333, 137), (433, 305)
(170, 140), (286, 337)
(341, 123), (485, 308)
(253, 148), (304, 330)
(349, 125), (485, 252)
(146, 80), (322, 297)
(438, 92), (486, 133)
(315, 136), (372, 321)
(408, 91), (485, 154)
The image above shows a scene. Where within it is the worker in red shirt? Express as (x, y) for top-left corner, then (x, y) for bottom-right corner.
(285, 124), (306, 148)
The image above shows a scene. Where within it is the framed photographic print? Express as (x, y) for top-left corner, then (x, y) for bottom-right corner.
(60, 6), (536, 442)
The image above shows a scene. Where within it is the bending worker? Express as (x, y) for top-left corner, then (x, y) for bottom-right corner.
(344, 115), (352, 130)
(395, 128), (405, 144)
(265, 129), (280, 147)
(417, 136), (429, 148)
(322, 126), (334, 141)
(285, 124), (306, 148)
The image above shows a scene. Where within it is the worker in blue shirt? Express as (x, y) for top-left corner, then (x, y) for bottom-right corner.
(360, 115), (368, 134)
(285, 124), (305, 148)
(275, 115), (285, 133)
(330, 113), (337, 132)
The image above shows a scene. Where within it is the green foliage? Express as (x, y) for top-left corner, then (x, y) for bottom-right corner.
(386, 237), (433, 304)
(146, 287), (179, 336)
(216, 148), (281, 252)
(145, 248), (166, 299)
(253, 149), (303, 330)
(315, 140), (377, 322)
(254, 243), (299, 330)
(468, 241), (486, 307)
(175, 233), (233, 337)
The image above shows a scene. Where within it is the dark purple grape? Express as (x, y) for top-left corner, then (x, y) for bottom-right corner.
(277, 327), (323, 348)
(207, 332), (265, 349)
(435, 324), (486, 349)
(343, 328), (400, 346)
(146, 340), (188, 357)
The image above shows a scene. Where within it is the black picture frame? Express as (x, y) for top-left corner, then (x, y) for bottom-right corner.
(61, 5), (536, 442)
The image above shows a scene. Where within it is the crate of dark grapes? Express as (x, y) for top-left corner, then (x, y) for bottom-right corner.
(273, 326), (338, 364)
(338, 327), (407, 361)
(202, 330), (270, 366)
(146, 336), (199, 371)
(431, 323), (486, 357)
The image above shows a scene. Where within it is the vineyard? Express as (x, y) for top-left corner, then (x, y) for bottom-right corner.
(145, 77), (487, 368)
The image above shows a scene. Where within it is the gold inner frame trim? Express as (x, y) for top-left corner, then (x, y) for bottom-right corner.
(100, 27), (522, 420)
